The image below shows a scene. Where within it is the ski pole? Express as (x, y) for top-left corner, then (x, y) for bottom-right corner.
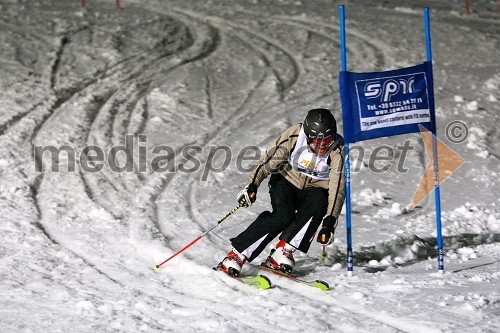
(320, 245), (328, 259)
(154, 204), (242, 270)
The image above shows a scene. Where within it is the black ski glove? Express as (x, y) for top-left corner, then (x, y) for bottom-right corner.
(237, 183), (257, 207)
(317, 215), (336, 244)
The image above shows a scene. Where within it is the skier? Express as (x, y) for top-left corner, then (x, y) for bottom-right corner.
(217, 108), (345, 276)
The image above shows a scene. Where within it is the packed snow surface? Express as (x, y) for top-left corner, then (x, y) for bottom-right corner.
(0, 0), (499, 332)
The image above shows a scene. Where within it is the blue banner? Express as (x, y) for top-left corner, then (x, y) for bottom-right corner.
(340, 61), (436, 143)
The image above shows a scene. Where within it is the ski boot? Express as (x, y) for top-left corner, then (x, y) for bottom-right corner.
(263, 241), (296, 274)
(217, 249), (247, 277)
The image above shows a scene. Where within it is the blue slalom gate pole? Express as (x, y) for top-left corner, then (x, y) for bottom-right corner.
(339, 5), (354, 276)
(424, 8), (444, 273)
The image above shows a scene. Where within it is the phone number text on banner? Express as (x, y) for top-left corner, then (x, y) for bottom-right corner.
(340, 61), (436, 143)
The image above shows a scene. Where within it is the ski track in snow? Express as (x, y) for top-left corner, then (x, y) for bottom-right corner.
(0, 0), (499, 332)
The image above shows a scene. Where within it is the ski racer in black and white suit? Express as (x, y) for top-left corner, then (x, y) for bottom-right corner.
(217, 108), (345, 276)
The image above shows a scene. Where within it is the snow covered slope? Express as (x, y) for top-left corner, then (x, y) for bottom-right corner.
(0, 0), (498, 332)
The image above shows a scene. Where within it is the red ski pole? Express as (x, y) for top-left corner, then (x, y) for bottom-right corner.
(154, 204), (242, 270)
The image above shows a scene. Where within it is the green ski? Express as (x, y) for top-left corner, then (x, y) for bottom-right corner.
(249, 263), (329, 291)
(213, 267), (272, 290)
(238, 275), (272, 289)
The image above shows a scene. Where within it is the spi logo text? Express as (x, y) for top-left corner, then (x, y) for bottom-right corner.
(363, 77), (416, 102)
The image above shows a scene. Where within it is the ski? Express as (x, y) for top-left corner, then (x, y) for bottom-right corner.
(249, 263), (329, 291)
(237, 274), (272, 290)
(212, 267), (272, 290)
